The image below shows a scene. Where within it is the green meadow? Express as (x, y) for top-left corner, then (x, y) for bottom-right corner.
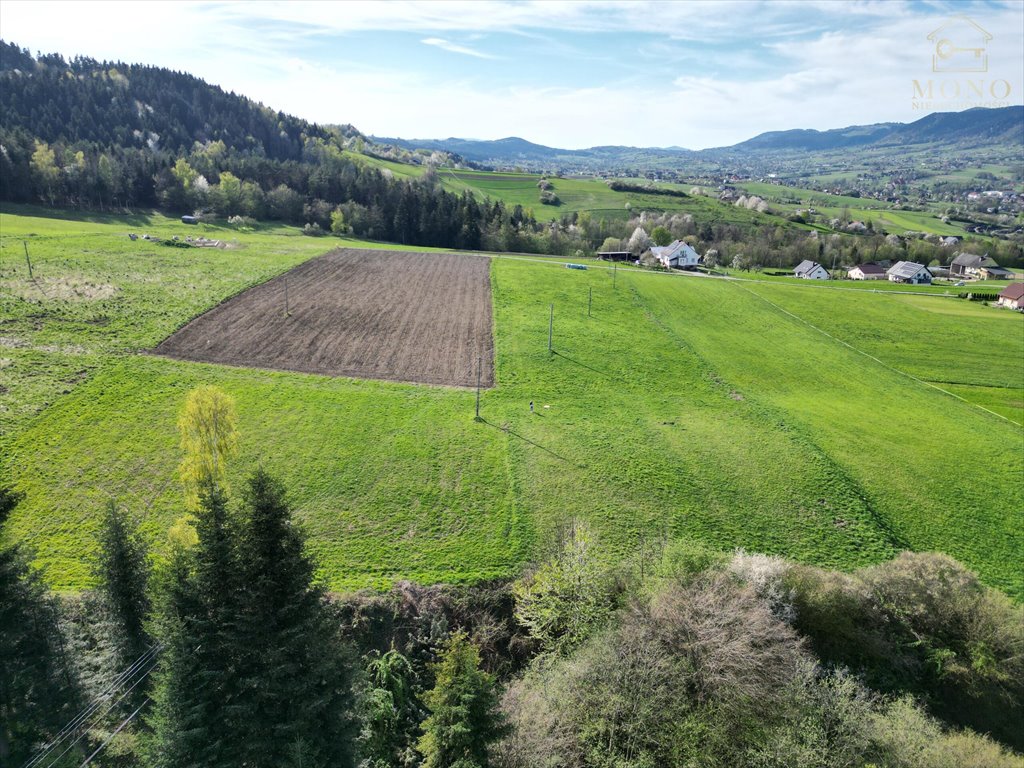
(2, 210), (1021, 597)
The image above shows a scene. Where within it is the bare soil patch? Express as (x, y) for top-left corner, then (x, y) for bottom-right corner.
(153, 248), (494, 387)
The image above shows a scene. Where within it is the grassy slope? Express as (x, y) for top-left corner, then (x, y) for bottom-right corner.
(738, 284), (1024, 423)
(349, 152), (804, 228)
(628, 273), (1023, 594)
(3, 210), (1021, 596)
(734, 180), (980, 237)
(0, 205), (443, 437)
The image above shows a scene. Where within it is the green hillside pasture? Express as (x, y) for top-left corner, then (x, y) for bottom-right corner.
(736, 182), (877, 210)
(813, 206), (970, 236)
(4, 236), (1021, 596)
(482, 262), (901, 571)
(0, 206), (423, 438)
(344, 150), (427, 180)
(738, 284), (1024, 423)
(6, 256), (903, 592)
(734, 182), (994, 237)
(439, 169), (802, 228)
(630, 273), (1023, 594)
(3, 356), (521, 591)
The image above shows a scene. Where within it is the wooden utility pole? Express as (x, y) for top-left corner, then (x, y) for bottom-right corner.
(23, 242), (33, 279)
(548, 303), (554, 353)
(475, 354), (482, 419)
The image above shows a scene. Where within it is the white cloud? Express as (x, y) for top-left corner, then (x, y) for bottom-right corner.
(0, 0), (1020, 149)
(421, 37), (497, 59)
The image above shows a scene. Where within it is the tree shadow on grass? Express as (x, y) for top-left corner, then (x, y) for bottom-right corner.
(551, 350), (619, 381)
(478, 417), (584, 467)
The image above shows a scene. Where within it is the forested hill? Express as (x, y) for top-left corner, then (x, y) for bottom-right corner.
(0, 42), (557, 253)
(0, 40), (356, 160)
(729, 106), (1024, 152)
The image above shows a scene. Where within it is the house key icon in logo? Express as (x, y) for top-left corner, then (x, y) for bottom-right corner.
(928, 16), (991, 72)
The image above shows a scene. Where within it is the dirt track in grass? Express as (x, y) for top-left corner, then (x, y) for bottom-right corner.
(153, 248), (494, 387)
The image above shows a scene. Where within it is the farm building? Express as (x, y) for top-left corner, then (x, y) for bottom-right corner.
(887, 261), (932, 284)
(596, 250), (632, 261)
(651, 240), (701, 269)
(848, 263), (886, 280)
(794, 260), (830, 280)
(997, 283), (1024, 310)
(981, 266), (1014, 280)
(950, 252), (1002, 278)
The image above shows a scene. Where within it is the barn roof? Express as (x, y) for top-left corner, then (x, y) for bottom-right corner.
(951, 252), (997, 268)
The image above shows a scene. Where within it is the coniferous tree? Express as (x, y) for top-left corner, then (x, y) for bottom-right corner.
(146, 547), (209, 768)
(416, 632), (506, 768)
(149, 472), (356, 767)
(96, 499), (151, 664)
(148, 484), (239, 768)
(0, 539), (86, 764)
(231, 468), (356, 767)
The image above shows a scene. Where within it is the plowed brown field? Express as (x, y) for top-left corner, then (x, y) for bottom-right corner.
(153, 248), (494, 386)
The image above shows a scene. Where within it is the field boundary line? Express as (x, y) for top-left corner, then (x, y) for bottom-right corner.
(732, 282), (1023, 427)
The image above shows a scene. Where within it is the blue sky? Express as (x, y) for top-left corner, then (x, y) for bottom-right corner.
(2, 0), (1022, 149)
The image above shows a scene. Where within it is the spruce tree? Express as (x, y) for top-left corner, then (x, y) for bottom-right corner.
(231, 468), (355, 767)
(0, 543), (85, 765)
(147, 547), (210, 768)
(96, 499), (151, 663)
(148, 484), (240, 768)
(416, 632), (506, 768)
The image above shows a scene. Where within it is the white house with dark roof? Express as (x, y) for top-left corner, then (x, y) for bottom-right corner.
(651, 240), (701, 269)
(887, 261), (932, 284)
(794, 260), (830, 280)
(848, 263), (886, 280)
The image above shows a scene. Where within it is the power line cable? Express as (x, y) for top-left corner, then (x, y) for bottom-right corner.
(39, 652), (160, 768)
(77, 698), (151, 768)
(23, 643), (162, 768)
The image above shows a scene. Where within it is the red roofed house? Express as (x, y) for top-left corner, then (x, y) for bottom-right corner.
(997, 283), (1024, 310)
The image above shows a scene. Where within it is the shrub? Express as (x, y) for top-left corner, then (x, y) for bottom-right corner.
(539, 191), (560, 206)
(785, 553), (1024, 749)
(302, 222), (325, 236)
(500, 574), (810, 767)
(227, 214), (257, 229)
(512, 522), (616, 655)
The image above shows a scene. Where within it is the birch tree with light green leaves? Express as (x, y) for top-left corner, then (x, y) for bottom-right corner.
(177, 385), (238, 510)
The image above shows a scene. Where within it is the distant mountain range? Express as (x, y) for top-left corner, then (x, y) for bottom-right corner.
(373, 106), (1023, 170)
